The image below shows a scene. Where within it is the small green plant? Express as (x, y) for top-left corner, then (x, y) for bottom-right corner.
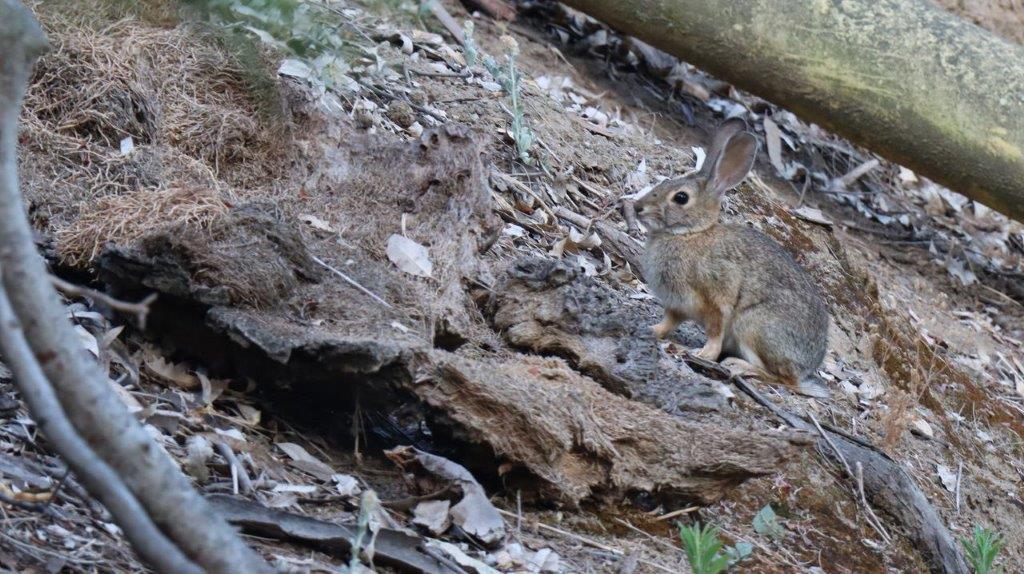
(752, 504), (785, 540)
(483, 36), (536, 165)
(725, 541), (754, 565)
(189, 0), (348, 57)
(679, 523), (753, 573)
(961, 526), (1004, 574)
(679, 523), (729, 574)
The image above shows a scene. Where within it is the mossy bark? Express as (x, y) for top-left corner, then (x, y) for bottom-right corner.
(563, 0), (1024, 222)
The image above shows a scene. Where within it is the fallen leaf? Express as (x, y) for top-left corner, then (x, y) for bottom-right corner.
(386, 234), (433, 278)
(278, 59), (314, 80)
(109, 379), (144, 414)
(237, 404), (261, 426)
(936, 464), (957, 492)
(385, 446), (506, 545)
(412, 500), (451, 535)
(143, 354), (198, 390)
(333, 474), (361, 497)
(791, 206), (834, 228)
(409, 29), (443, 46)
(74, 325), (99, 357)
(214, 428), (246, 443)
(763, 117), (786, 177)
(945, 258), (977, 286)
(529, 548), (561, 573)
(277, 443), (336, 481)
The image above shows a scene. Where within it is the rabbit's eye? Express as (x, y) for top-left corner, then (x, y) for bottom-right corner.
(672, 192), (690, 205)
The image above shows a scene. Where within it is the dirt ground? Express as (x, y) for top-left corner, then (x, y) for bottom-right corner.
(2, 0), (1024, 573)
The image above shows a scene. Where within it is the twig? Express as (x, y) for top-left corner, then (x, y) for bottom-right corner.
(380, 485), (455, 512)
(515, 490), (523, 537)
(425, 0), (465, 44)
(50, 275), (157, 329)
(553, 206), (591, 229)
(954, 460), (963, 514)
(856, 462), (892, 545)
(809, 412), (854, 479)
(494, 513), (678, 574)
(612, 517), (686, 555)
(496, 508), (621, 555)
(0, 4), (272, 571)
(215, 442), (253, 495)
(0, 530), (103, 566)
(310, 255), (393, 309)
(652, 506), (698, 521)
(0, 283), (201, 573)
(830, 158), (880, 191)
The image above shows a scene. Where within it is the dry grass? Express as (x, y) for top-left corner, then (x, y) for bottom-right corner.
(19, 2), (288, 266)
(58, 186), (228, 266)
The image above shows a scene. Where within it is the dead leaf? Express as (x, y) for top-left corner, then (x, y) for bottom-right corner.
(791, 206), (834, 228)
(409, 29), (443, 46)
(386, 234), (433, 278)
(412, 500), (451, 535)
(74, 325), (99, 357)
(763, 117), (786, 177)
(237, 404), (261, 426)
(144, 353), (198, 390)
(109, 379), (144, 414)
(945, 258), (977, 286)
(936, 464), (957, 492)
(385, 446), (506, 546)
(333, 474), (361, 497)
(277, 443), (336, 481)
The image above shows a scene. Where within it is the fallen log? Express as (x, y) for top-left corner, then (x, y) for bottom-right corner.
(561, 0), (1024, 222)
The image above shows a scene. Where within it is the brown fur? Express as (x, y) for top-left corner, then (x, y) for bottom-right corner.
(636, 120), (829, 390)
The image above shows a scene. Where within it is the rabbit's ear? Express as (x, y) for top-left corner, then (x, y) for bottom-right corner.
(699, 118), (748, 179)
(705, 130), (758, 196)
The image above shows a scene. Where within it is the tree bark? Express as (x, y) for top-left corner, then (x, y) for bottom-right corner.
(0, 2), (272, 572)
(561, 0), (1024, 222)
(0, 281), (203, 574)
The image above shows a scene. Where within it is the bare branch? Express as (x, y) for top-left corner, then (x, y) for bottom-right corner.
(0, 283), (202, 574)
(0, 2), (272, 572)
(50, 275), (156, 329)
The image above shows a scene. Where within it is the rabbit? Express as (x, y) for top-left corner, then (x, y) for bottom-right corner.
(635, 118), (829, 397)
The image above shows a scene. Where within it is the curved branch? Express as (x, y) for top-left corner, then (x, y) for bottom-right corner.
(0, 2), (272, 572)
(0, 283), (203, 574)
